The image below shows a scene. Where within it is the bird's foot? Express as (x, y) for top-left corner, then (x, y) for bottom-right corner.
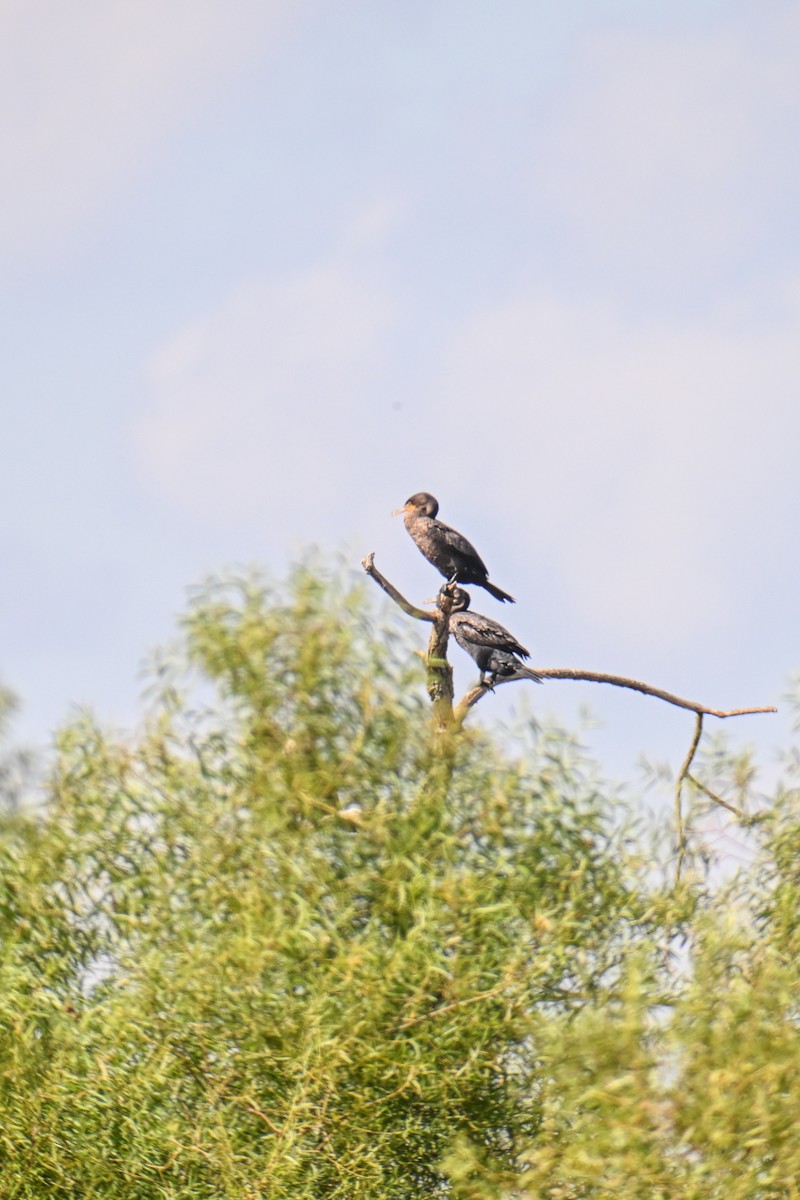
(479, 675), (495, 692)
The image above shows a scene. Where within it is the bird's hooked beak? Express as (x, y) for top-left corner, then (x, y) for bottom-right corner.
(391, 503), (412, 516)
(425, 586), (455, 606)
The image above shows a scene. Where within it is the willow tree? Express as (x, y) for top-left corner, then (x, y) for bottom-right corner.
(0, 568), (794, 1199)
(0, 569), (661, 1198)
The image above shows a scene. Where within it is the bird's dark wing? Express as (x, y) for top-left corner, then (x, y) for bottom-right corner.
(454, 612), (530, 659)
(432, 518), (488, 572)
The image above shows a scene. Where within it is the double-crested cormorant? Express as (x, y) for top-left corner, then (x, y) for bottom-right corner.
(392, 492), (515, 603)
(447, 587), (542, 688)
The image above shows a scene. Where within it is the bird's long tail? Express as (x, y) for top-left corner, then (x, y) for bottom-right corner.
(512, 665), (543, 685)
(482, 580), (516, 603)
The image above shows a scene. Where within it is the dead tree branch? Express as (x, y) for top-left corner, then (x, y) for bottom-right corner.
(673, 713), (703, 881)
(361, 555), (777, 840)
(361, 554), (454, 728)
(454, 666), (776, 724)
(361, 553), (434, 622)
(424, 587), (456, 730)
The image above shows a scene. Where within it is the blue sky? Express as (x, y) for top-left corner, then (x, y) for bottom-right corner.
(3, 0), (798, 800)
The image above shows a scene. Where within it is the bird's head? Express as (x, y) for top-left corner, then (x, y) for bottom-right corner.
(448, 586), (471, 612)
(391, 492), (439, 518)
(424, 585), (471, 612)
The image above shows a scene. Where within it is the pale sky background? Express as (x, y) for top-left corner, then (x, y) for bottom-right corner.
(3, 0), (798, 806)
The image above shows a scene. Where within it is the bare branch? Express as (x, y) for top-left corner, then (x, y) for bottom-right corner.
(523, 668), (776, 719)
(455, 666), (775, 724)
(425, 589), (456, 729)
(362, 558), (775, 726)
(674, 713), (703, 880)
(362, 555), (777, 837)
(361, 553), (435, 622)
(454, 684), (491, 724)
(362, 554), (455, 727)
(676, 713), (704, 797)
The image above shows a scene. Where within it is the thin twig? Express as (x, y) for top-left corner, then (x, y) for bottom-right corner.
(685, 773), (744, 819)
(360, 553), (434, 621)
(397, 978), (513, 1030)
(674, 713), (703, 882)
(247, 1103), (285, 1137)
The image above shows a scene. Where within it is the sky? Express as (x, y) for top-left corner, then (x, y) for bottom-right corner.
(2, 0), (799, 807)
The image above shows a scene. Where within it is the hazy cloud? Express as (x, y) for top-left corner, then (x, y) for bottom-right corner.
(8, 1), (795, 756)
(430, 281), (800, 645)
(0, 0), (303, 263)
(538, 9), (800, 282)
(136, 249), (396, 524)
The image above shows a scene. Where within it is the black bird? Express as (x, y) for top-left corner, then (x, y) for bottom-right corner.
(392, 492), (515, 603)
(446, 587), (542, 688)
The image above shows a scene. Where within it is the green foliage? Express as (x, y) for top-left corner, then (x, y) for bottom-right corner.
(489, 796), (800, 1200)
(0, 684), (34, 816)
(0, 568), (797, 1198)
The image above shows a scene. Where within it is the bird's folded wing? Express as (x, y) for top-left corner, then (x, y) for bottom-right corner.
(457, 615), (530, 659)
(435, 520), (487, 567)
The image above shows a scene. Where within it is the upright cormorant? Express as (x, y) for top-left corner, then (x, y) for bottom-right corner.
(392, 492), (515, 603)
(446, 587), (542, 688)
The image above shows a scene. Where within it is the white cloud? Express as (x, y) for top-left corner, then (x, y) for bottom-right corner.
(136, 252), (395, 525)
(0, 0), (302, 262)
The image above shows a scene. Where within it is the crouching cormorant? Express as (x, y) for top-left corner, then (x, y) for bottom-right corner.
(446, 587), (542, 688)
(392, 492), (515, 603)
